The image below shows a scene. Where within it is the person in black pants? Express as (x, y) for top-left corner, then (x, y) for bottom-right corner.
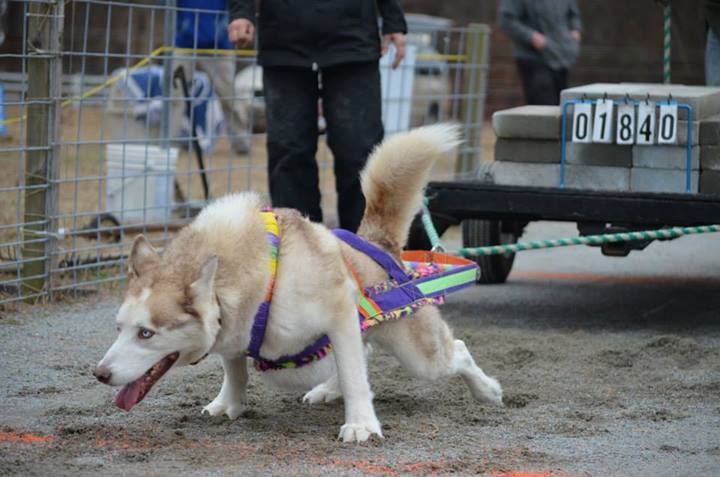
(498, 0), (582, 105)
(227, 0), (407, 232)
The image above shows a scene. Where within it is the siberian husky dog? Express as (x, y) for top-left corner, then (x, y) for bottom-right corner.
(94, 124), (503, 443)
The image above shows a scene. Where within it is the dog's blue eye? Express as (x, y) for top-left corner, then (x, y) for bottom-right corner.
(138, 328), (155, 340)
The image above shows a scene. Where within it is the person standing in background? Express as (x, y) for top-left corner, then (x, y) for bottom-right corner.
(226, 0), (407, 233)
(173, 0), (250, 154)
(498, 0), (582, 105)
(707, 0), (720, 86)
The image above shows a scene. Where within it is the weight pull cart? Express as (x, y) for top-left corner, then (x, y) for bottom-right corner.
(409, 98), (720, 284)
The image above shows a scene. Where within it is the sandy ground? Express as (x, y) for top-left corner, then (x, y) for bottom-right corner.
(1, 222), (720, 476)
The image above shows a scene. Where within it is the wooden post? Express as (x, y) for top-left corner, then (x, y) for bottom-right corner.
(22, 0), (63, 301)
(457, 23), (491, 178)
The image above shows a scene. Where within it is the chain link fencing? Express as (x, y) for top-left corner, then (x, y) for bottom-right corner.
(0, 0), (490, 306)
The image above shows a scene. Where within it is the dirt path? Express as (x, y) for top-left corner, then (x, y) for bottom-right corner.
(2, 223), (720, 476)
(2, 292), (719, 476)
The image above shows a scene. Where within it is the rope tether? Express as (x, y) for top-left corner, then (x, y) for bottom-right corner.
(419, 198), (720, 258)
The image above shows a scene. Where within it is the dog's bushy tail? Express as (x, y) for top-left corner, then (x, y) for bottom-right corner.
(357, 124), (461, 253)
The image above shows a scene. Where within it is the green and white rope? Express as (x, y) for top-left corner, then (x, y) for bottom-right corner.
(663, 3), (672, 84)
(418, 200), (719, 257)
(421, 199), (444, 252)
(456, 224), (720, 258)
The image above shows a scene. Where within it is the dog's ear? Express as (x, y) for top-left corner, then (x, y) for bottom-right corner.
(128, 235), (160, 279)
(189, 255), (218, 305)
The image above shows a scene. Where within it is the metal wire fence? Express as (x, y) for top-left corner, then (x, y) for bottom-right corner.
(0, 0), (490, 306)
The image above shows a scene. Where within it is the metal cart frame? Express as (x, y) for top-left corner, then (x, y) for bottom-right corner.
(413, 182), (720, 283)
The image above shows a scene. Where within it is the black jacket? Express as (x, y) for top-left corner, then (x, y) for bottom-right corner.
(229, 0), (407, 68)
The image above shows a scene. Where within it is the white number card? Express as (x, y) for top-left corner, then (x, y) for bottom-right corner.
(636, 102), (656, 145)
(616, 104), (636, 145)
(592, 100), (614, 144)
(572, 103), (593, 143)
(657, 103), (678, 145)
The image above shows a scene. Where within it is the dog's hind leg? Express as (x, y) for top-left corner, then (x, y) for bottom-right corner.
(303, 343), (372, 405)
(302, 371), (342, 404)
(452, 339), (503, 405)
(369, 306), (503, 405)
(202, 355), (248, 419)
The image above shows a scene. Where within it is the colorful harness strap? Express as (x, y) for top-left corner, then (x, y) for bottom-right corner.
(245, 210), (280, 361)
(247, 213), (479, 372)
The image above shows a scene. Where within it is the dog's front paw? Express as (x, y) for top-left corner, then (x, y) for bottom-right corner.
(338, 420), (383, 443)
(202, 395), (245, 420)
(465, 371), (504, 406)
(303, 382), (342, 405)
(470, 375), (503, 406)
(483, 376), (504, 406)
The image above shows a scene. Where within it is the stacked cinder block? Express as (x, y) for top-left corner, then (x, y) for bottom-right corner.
(561, 84), (720, 194)
(700, 115), (720, 194)
(488, 84), (720, 195)
(491, 105), (631, 191)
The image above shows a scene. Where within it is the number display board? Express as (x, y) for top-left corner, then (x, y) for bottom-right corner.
(570, 100), (680, 147)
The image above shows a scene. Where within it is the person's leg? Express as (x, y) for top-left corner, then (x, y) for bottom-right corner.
(706, 28), (720, 87)
(516, 58), (560, 105)
(199, 56), (251, 153)
(263, 67), (323, 222)
(553, 67), (569, 102)
(321, 61), (384, 232)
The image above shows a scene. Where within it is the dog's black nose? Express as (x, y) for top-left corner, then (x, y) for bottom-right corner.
(93, 365), (112, 384)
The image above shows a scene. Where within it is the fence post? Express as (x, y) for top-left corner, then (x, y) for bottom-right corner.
(22, 0), (63, 301)
(160, 0), (176, 147)
(457, 23), (491, 178)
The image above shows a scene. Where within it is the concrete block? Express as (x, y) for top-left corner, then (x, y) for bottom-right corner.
(565, 165), (630, 191)
(490, 162), (560, 188)
(701, 145), (720, 170)
(560, 83), (720, 119)
(677, 121), (700, 145)
(632, 145), (700, 170)
(700, 114), (720, 145)
(700, 171), (720, 194)
(566, 143), (633, 167)
(630, 167), (699, 193)
(494, 139), (561, 163)
(489, 161), (630, 191)
(492, 106), (562, 140)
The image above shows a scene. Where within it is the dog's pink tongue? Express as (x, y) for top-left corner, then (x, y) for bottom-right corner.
(115, 381), (143, 412)
(114, 352), (179, 412)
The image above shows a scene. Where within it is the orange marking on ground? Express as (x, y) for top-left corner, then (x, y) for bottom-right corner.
(331, 460), (399, 476)
(401, 459), (448, 474)
(0, 431), (55, 444)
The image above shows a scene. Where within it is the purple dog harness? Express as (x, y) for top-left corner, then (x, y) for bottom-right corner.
(245, 211), (479, 371)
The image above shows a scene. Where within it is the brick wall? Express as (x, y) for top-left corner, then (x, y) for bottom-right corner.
(404, 0), (707, 115)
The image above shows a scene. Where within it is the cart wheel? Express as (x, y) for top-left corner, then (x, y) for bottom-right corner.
(462, 219), (517, 284)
